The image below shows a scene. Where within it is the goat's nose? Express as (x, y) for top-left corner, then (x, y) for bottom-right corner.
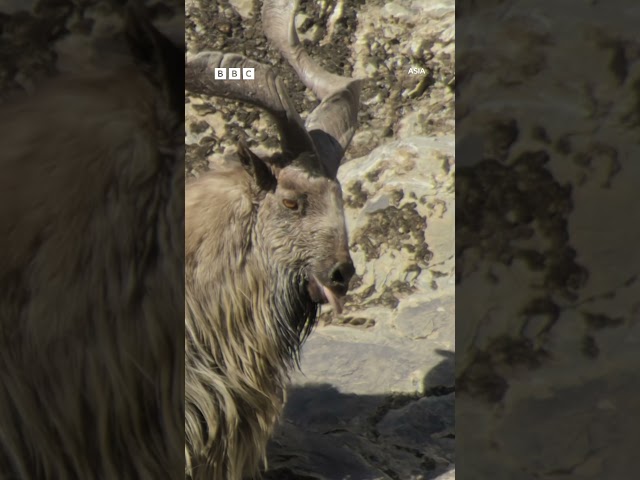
(329, 260), (356, 290)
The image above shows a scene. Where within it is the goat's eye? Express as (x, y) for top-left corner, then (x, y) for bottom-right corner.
(282, 199), (299, 210)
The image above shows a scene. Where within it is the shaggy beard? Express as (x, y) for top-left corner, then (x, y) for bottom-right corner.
(270, 269), (319, 367)
(184, 265), (321, 480)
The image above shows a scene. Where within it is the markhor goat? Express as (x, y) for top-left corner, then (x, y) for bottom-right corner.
(0, 5), (184, 478)
(184, 0), (362, 478)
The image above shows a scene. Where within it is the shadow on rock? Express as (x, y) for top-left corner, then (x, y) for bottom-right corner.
(264, 350), (455, 480)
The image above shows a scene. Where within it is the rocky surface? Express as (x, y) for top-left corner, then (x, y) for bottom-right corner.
(187, 0), (455, 478)
(457, 1), (640, 478)
(186, 0), (454, 174)
(265, 136), (455, 480)
(0, 0), (183, 100)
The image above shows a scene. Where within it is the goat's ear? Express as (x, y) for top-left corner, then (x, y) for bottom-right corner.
(124, 2), (184, 115)
(238, 140), (277, 192)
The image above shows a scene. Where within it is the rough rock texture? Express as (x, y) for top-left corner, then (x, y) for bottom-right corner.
(186, 0), (454, 174)
(187, 0), (455, 478)
(264, 136), (455, 480)
(457, 1), (640, 478)
(0, 0), (183, 100)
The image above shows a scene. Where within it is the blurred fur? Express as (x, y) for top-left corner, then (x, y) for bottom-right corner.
(0, 8), (184, 480)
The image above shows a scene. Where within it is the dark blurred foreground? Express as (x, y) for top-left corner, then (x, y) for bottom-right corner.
(0, 1), (184, 478)
(456, 1), (640, 478)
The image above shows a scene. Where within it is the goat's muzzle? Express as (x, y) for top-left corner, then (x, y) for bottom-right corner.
(308, 259), (355, 314)
(328, 260), (355, 294)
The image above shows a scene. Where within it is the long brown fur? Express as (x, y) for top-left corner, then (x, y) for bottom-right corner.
(0, 8), (184, 479)
(185, 0), (360, 476)
(185, 163), (352, 479)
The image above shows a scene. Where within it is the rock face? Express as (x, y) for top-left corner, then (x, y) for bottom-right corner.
(265, 136), (455, 480)
(456, 1), (640, 479)
(0, 0), (183, 99)
(186, 0), (454, 173)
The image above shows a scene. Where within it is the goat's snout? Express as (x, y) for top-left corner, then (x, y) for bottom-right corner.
(328, 259), (355, 293)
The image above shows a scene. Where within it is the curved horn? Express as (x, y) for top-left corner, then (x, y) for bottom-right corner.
(262, 0), (363, 177)
(185, 51), (317, 161)
(185, 0), (362, 178)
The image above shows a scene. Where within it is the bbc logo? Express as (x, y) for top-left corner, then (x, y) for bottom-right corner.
(214, 68), (255, 80)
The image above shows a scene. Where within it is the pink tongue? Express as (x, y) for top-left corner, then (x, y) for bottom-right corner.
(321, 284), (344, 314)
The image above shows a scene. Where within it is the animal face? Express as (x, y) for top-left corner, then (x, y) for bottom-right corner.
(241, 146), (355, 313)
(268, 165), (354, 312)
